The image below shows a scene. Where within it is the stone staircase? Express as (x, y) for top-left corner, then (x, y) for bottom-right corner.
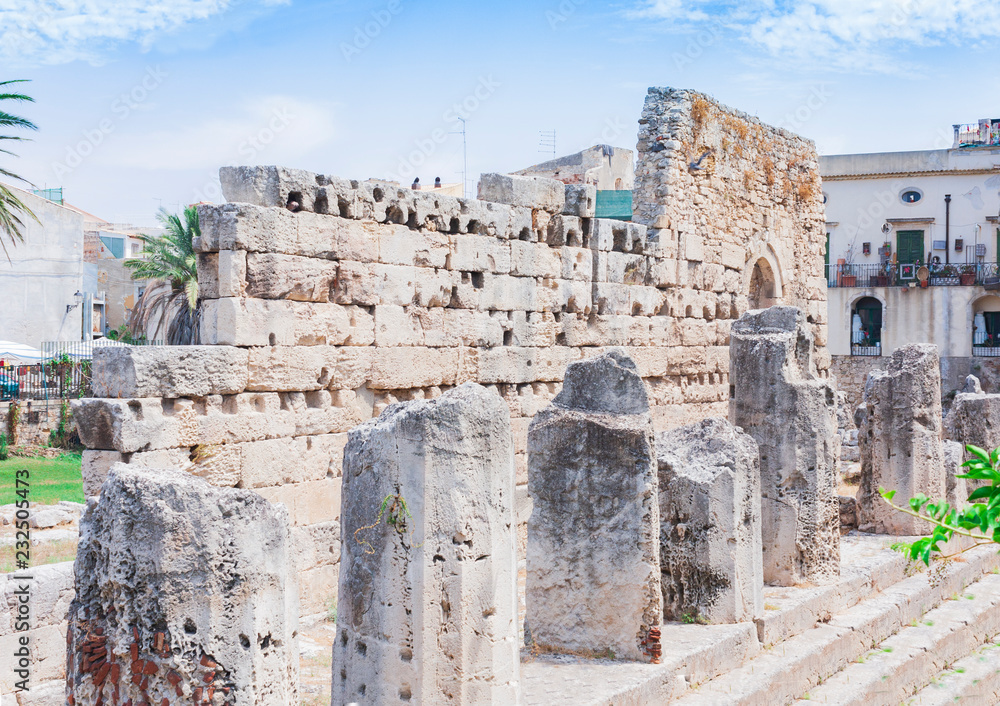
(521, 534), (1000, 705)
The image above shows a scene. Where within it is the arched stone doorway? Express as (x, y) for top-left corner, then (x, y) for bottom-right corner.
(748, 258), (778, 309)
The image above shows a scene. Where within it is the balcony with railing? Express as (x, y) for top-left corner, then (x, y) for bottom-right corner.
(973, 330), (1000, 357)
(955, 120), (1000, 148)
(827, 263), (1000, 288)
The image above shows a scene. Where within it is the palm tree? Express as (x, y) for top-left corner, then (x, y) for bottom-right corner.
(125, 206), (200, 345)
(0, 79), (39, 256)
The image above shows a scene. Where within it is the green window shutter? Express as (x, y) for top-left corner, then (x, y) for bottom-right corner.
(896, 230), (924, 279)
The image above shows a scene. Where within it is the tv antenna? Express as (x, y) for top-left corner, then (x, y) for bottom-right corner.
(539, 129), (556, 157)
(450, 117), (468, 198)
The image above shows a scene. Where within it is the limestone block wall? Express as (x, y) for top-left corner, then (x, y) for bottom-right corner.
(74, 92), (831, 621)
(634, 87), (830, 392)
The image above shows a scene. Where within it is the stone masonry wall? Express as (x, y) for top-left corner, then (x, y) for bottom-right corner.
(74, 88), (829, 621)
(634, 87), (830, 407)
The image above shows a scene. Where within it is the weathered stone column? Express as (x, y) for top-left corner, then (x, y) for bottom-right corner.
(333, 383), (520, 706)
(729, 306), (840, 586)
(526, 350), (661, 661)
(67, 464), (299, 705)
(857, 344), (947, 534)
(945, 374), (1000, 456)
(657, 417), (763, 624)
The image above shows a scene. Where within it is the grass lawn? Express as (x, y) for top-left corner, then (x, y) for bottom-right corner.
(0, 452), (84, 506)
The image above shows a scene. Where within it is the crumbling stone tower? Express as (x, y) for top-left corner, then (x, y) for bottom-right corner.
(634, 87), (830, 428)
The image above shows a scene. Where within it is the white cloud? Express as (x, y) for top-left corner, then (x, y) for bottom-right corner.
(95, 96), (336, 171)
(629, 0), (1000, 72)
(0, 0), (288, 66)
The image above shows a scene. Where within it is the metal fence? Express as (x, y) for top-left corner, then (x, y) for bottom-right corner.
(0, 361), (90, 404)
(827, 263), (1000, 288)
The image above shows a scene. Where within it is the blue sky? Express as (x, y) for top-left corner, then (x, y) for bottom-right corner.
(3, 0), (999, 225)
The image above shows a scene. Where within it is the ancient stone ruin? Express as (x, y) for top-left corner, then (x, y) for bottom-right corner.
(526, 350), (660, 660)
(857, 344), (947, 535)
(332, 383), (520, 705)
(657, 417), (763, 624)
(729, 306), (839, 586)
(66, 465), (298, 705)
(52, 86), (1000, 706)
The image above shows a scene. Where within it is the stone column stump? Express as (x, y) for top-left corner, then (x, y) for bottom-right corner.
(729, 306), (840, 586)
(858, 344), (946, 534)
(657, 417), (763, 624)
(526, 349), (661, 661)
(333, 383), (521, 706)
(66, 465), (299, 706)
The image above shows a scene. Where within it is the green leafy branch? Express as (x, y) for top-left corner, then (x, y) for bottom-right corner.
(879, 444), (1000, 565)
(353, 493), (422, 555)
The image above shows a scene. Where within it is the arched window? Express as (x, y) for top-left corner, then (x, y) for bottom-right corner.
(852, 297), (882, 356)
(973, 295), (1000, 356)
(748, 258), (777, 309)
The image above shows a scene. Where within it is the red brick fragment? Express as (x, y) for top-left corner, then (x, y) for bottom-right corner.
(167, 670), (181, 685)
(199, 654), (216, 669)
(132, 626), (140, 641)
(131, 643), (139, 661)
(132, 659), (144, 674)
(202, 671), (214, 684)
(111, 663), (121, 684)
(132, 673), (143, 686)
(95, 661), (112, 686)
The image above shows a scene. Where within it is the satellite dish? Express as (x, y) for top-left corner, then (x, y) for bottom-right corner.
(881, 223), (892, 235)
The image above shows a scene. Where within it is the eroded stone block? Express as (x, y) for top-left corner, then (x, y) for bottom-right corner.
(67, 465), (298, 705)
(729, 306), (839, 586)
(91, 346), (249, 399)
(478, 173), (565, 213)
(333, 383), (520, 705)
(526, 350), (661, 660)
(657, 417), (763, 624)
(857, 344), (946, 535)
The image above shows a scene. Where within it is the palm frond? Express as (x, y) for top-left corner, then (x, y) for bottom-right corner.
(126, 205), (201, 345)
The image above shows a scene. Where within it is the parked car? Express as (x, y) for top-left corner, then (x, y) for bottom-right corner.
(0, 374), (19, 400)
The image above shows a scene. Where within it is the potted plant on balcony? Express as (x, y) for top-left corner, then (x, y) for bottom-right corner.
(960, 264), (977, 286)
(841, 239), (858, 287)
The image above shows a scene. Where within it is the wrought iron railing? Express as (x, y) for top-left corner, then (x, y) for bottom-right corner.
(827, 263), (1000, 288)
(851, 344), (881, 357)
(973, 331), (1000, 357)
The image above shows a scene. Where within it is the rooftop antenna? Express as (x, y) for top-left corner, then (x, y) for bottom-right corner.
(539, 129), (556, 157)
(450, 117), (468, 198)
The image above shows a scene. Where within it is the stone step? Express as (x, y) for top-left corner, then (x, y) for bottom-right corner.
(668, 545), (1000, 706)
(792, 571), (1000, 705)
(906, 633), (1000, 705)
(520, 538), (999, 705)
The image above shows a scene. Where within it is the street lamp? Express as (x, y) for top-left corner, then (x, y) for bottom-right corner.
(66, 290), (83, 314)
